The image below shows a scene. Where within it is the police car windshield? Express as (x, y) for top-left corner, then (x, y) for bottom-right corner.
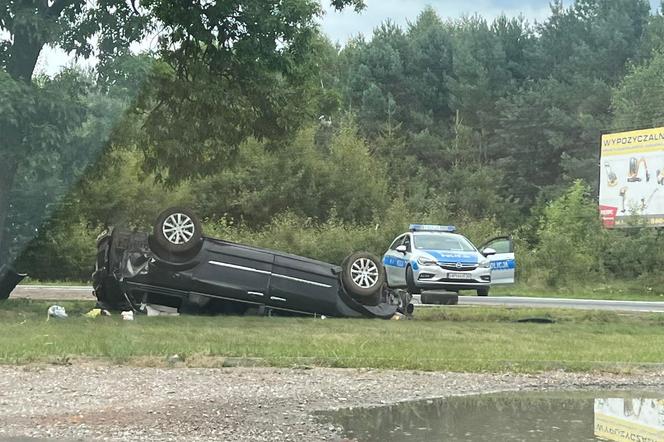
(413, 233), (476, 251)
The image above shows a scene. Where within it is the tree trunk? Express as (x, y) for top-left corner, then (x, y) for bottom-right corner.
(5, 0), (50, 82)
(0, 157), (18, 264)
(0, 11), (47, 264)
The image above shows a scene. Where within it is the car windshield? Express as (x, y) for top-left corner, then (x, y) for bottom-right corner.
(413, 234), (476, 252)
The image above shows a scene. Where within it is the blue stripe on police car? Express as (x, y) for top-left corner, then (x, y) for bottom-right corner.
(490, 259), (516, 270)
(383, 256), (407, 268)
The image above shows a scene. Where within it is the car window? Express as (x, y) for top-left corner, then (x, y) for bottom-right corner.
(402, 234), (412, 252)
(389, 235), (404, 250)
(413, 234), (476, 252)
(484, 238), (512, 254)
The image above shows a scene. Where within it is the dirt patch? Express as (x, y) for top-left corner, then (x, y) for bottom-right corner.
(1, 365), (663, 441)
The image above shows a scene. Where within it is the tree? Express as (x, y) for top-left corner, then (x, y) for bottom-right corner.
(533, 0), (650, 83)
(612, 50), (664, 129)
(0, 0), (364, 263)
(491, 77), (611, 211)
(190, 122), (387, 227)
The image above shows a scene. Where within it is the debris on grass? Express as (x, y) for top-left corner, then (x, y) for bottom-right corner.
(47, 305), (68, 320)
(121, 311), (134, 321)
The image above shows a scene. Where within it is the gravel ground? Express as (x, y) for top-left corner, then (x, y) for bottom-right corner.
(1, 366), (664, 441)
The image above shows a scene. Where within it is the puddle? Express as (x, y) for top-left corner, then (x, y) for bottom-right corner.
(321, 390), (664, 441)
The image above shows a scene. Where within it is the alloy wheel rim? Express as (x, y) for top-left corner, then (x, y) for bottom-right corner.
(350, 258), (379, 289)
(162, 213), (195, 245)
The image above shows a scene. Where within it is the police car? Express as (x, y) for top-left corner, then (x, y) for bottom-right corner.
(382, 225), (515, 296)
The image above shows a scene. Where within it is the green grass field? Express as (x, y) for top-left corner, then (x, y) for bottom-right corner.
(2, 299), (664, 373)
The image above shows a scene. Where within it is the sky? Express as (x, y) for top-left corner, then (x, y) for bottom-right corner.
(321, 0), (552, 43)
(321, 0), (662, 43)
(36, 0), (663, 76)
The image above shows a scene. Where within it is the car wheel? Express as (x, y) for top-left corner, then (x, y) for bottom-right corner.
(153, 207), (203, 255)
(477, 287), (490, 296)
(421, 292), (458, 305)
(406, 266), (421, 295)
(341, 252), (385, 299)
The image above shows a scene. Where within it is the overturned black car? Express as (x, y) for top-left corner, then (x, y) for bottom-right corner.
(93, 208), (412, 319)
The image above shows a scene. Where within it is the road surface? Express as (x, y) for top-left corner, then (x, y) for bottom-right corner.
(456, 295), (664, 313)
(412, 293), (664, 313)
(11, 285), (95, 301)
(8, 286), (664, 313)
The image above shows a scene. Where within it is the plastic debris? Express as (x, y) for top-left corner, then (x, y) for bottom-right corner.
(47, 305), (68, 320)
(84, 308), (111, 318)
(391, 312), (405, 320)
(143, 304), (179, 317)
(121, 311), (134, 321)
(167, 354), (182, 364)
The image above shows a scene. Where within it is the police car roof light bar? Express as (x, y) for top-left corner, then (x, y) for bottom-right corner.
(409, 224), (457, 233)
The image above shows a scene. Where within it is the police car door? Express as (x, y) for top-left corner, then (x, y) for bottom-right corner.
(480, 236), (515, 284)
(383, 234), (409, 288)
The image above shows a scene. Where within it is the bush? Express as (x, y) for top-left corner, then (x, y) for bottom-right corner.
(603, 227), (664, 286)
(203, 199), (503, 265)
(527, 180), (605, 287)
(16, 216), (98, 281)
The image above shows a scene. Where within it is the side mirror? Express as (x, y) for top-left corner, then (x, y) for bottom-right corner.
(396, 245), (408, 254)
(482, 247), (497, 257)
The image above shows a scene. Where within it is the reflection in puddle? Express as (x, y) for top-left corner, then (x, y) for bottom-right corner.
(322, 391), (664, 441)
(595, 398), (664, 441)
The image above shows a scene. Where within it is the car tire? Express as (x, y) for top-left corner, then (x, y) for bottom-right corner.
(406, 266), (422, 295)
(152, 207), (203, 255)
(341, 252), (385, 299)
(421, 292), (458, 305)
(477, 287), (490, 296)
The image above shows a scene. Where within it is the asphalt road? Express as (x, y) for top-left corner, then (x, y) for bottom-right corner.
(11, 285), (95, 301)
(410, 293), (664, 313)
(9, 286), (664, 313)
(456, 295), (664, 313)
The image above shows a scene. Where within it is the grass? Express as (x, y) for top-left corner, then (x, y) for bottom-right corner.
(2, 299), (664, 373)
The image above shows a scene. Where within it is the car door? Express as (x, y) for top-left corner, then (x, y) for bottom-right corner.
(383, 234), (410, 288)
(269, 254), (339, 314)
(479, 236), (515, 284)
(192, 240), (273, 304)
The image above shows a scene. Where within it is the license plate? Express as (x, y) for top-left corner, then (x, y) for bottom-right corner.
(448, 273), (472, 280)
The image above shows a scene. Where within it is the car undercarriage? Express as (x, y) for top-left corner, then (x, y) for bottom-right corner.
(92, 208), (413, 319)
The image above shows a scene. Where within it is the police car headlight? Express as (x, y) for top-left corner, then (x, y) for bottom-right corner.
(417, 256), (438, 266)
(479, 259), (491, 268)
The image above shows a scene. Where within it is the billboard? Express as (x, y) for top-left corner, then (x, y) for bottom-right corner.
(599, 127), (664, 228)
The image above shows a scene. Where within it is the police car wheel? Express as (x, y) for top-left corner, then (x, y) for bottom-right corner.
(406, 266), (421, 295)
(477, 287), (489, 296)
(341, 252), (385, 298)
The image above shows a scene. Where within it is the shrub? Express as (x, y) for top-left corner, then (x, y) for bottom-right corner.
(16, 217), (98, 281)
(528, 180), (605, 287)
